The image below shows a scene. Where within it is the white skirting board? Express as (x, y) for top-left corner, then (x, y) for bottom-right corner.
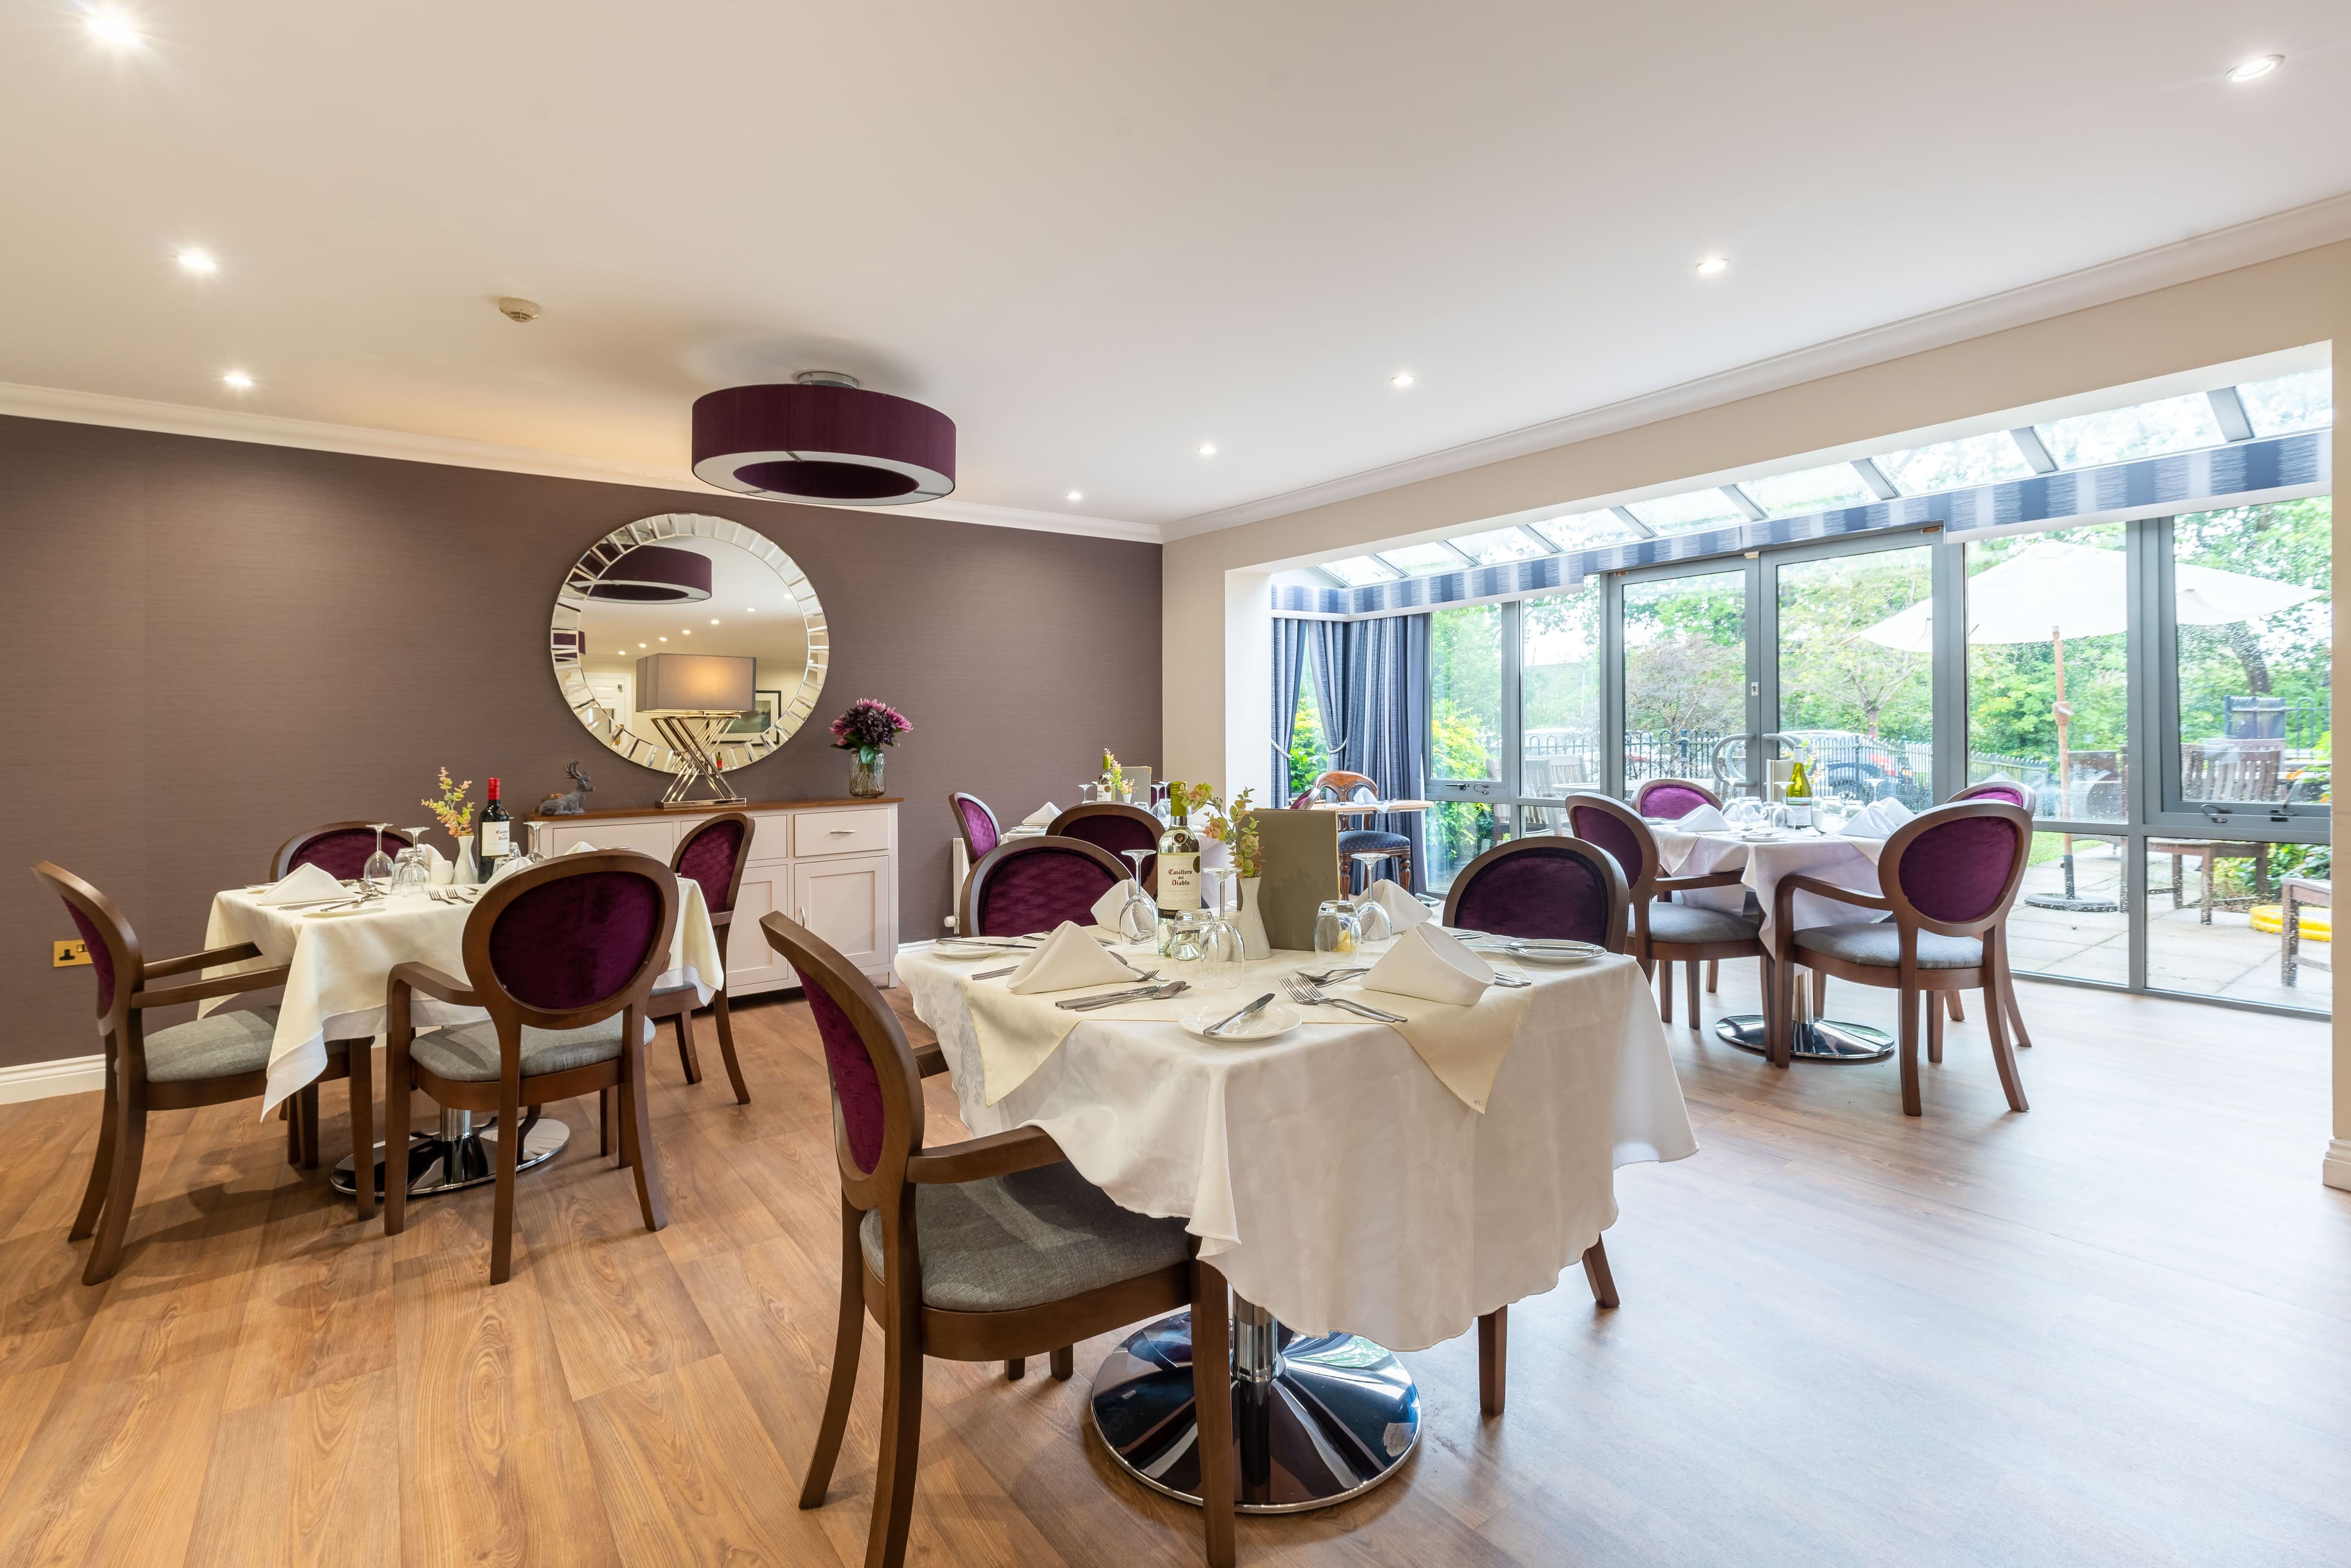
(0, 1053), (104, 1105)
(2326, 1138), (2351, 1194)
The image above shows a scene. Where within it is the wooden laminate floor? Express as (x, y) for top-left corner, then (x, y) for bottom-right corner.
(0, 970), (2345, 1567)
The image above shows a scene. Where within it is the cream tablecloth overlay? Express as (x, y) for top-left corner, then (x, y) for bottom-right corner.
(902, 942), (1697, 1351)
(1738, 835), (1889, 948)
(200, 882), (724, 1116)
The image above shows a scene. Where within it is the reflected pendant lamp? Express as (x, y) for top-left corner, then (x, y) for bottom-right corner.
(583, 544), (713, 603)
(691, 372), (955, 506)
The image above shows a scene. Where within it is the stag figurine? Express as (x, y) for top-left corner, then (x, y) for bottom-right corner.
(538, 761), (594, 816)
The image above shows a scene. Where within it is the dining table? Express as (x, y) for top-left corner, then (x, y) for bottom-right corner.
(899, 929), (1697, 1514)
(1648, 817), (1899, 1062)
(198, 868), (724, 1199)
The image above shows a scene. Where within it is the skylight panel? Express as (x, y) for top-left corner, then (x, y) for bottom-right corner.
(1449, 527), (1550, 565)
(1739, 464), (1876, 517)
(1529, 510), (1645, 551)
(2036, 394), (2223, 469)
(1870, 432), (2035, 493)
(2235, 369), (2333, 438)
(1321, 555), (1401, 587)
(1625, 490), (1746, 534)
(1379, 542), (1468, 576)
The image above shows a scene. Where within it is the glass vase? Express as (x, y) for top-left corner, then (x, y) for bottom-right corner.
(848, 748), (886, 798)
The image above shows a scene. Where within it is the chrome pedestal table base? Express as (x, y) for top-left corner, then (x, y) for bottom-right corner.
(1089, 1296), (1420, 1514)
(1715, 969), (1894, 1063)
(329, 1106), (569, 1200)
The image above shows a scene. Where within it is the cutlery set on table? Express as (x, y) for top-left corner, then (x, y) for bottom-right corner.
(244, 879), (487, 917)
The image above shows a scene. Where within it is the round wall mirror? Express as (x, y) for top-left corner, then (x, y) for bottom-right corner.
(550, 514), (828, 775)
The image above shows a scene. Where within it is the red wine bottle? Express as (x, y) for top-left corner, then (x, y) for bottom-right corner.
(477, 778), (511, 873)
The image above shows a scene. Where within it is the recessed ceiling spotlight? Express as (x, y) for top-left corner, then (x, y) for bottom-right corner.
(220, 370), (253, 389)
(1198, 443), (1217, 457)
(1695, 255), (1730, 277)
(1066, 490), (1084, 502)
(84, 9), (141, 47)
(2227, 54), (2283, 82)
(682, 629), (691, 636)
(176, 249), (217, 274)
(1390, 372), (1414, 389)
(710, 617), (720, 625)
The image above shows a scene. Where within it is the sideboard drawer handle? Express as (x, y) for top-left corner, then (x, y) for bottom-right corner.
(829, 829), (853, 835)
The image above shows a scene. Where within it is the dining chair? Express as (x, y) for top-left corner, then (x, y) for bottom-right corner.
(1565, 792), (1767, 1030)
(270, 821), (415, 880)
(947, 792), (1000, 864)
(960, 835), (1127, 937)
(383, 850), (678, 1283)
(1949, 781), (2031, 808)
(1632, 778), (1723, 820)
(34, 861), (375, 1281)
(760, 911), (1237, 1568)
(1303, 768), (1415, 893)
(1046, 803), (1161, 890)
(647, 810), (752, 1103)
(1438, 833), (1630, 1398)
(1767, 800), (2034, 1118)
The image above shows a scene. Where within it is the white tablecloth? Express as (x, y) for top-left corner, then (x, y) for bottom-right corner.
(200, 882), (723, 1115)
(1741, 836), (1889, 948)
(901, 943), (1697, 1351)
(1650, 827), (1754, 912)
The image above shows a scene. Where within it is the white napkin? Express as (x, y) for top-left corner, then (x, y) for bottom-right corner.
(1021, 803), (1060, 828)
(1362, 923), (1493, 1005)
(1090, 880), (1139, 928)
(258, 863), (344, 906)
(414, 842), (453, 885)
(1005, 921), (1135, 994)
(1676, 803), (1730, 834)
(1845, 797), (1915, 839)
(488, 853), (536, 883)
(565, 839), (600, 853)
(1360, 877), (1431, 931)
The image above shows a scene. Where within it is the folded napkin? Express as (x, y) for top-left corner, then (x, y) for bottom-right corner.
(1844, 797), (1915, 838)
(1021, 803), (1060, 829)
(1090, 880), (1140, 928)
(1675, 803), (1730, 834)
(257, 863), (345, 906)
(1005, 921), (1134, 994)
(1360, 877), (1431, 931)
(565, 839), (599, 853)
(1363, 923), (1493, 1005)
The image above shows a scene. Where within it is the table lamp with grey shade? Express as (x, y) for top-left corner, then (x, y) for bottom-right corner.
(636, 652), (757, 808)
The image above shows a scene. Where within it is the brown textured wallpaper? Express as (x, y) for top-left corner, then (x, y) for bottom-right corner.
(0, 415), (1160, 1070)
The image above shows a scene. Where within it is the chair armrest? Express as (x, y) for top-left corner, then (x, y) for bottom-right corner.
(912, 1041), (950, 1078)
(1655, 871), (1744, 894)
(130, 964), (292, 1011)
(141, 941), (263, 980)
(388, 961), (478, 1007)
(906, 1125), (1066, 1185)
(1776, 873), (1892, 912)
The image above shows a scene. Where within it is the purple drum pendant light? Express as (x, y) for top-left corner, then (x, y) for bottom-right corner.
(691, 371), (956, 506)
(583, 544), (713, 603)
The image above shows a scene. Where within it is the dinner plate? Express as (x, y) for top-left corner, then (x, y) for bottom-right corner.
(1180, 1002), (1302, 1043)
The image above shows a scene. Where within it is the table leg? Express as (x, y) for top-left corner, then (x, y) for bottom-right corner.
(1716, 966), (1895, 1063)
(331, 1103), (569, 1201)
(1089, 1292), (1420, 1513)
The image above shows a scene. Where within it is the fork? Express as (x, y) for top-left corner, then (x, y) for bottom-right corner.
(1281, 977), (1406, 1022)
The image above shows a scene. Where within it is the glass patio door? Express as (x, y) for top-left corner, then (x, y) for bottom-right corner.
(1771, 542), (1937, 811)
(1618, 562), (1758, 799)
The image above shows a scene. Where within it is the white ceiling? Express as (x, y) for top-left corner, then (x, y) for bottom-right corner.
(4, 1), (2347, 535)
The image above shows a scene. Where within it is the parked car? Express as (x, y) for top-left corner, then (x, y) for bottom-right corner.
(1779, 729), (1918, 802)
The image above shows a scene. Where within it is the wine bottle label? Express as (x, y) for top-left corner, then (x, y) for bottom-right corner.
(481, 822), (511, 857)
(1157, 853), (1200, 912)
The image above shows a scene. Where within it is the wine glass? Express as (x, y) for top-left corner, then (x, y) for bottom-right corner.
(1313, 898), (1361, 958)
(1117, 850), (1157, 943)
(1164, 910), (1215, 981)
(1199, 868), (1244, 986)
(391, 825), (436, 895)
(361, 823), (396, 891)
(509, 819), (551, 868)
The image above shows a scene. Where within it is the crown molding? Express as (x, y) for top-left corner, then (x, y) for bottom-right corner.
(1164, 189), (2351, 542)
(0, 381), (1161, 544)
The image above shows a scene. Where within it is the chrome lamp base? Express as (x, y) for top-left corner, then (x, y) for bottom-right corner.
(329, 1106), (569, 1200)
(1089, 1299), (1420, 1514)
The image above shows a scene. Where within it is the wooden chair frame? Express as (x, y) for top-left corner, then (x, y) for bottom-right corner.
(1046, 803), (1164, 891)
(268, 820), (415, 880)
(1438, 832), (1628, 1395)
(1305, 770), (1416, 893)
(383, 850), (679, 1283)
(1630, 777), (1724, 818)
(761, 912), (1236, 1568)
(648, 811), (753, 1104)
(1767, 801), (2035, 1118)
(34, 860), (362, 1282)
(958, 835), (1129, 937)
(1564, 792), (1766, 1030)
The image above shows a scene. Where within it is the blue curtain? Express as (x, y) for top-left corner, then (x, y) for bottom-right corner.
(1335, 614), (1430, 891)
(1307, 621), (1349, 778)
(1272, 618), (1308, 795)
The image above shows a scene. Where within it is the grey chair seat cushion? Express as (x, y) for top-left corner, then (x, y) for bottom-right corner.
(1647, 899), (1761, 946)
(1794, 922), (1982, 969)
(860, 1161), (1191, 1313)
(146, 1005), (286, 1082)
(413, 1014), (656, 1082)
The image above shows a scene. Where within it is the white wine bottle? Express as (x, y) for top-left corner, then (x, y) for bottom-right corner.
(1155, 793), (1202, 953)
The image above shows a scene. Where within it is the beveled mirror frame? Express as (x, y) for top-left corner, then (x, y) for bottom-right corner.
(550, 513), (829, 775)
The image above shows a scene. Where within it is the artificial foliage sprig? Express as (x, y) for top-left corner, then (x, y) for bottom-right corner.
(1199, 788), (1262, 878)
(424, 767), (475, 838)
(1100, 750), (1126, 794)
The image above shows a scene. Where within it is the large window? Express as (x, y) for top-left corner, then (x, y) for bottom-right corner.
(1622, 570), (1746, 789)
(1964, 523), (2131, 819)
(1286, 678), (1330, 799)
(1777, 547), (1932, 809)
(1521, 590), (1602, 799)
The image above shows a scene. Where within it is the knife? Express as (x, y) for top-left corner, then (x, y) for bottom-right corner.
(1205, 992), (1275, 1037)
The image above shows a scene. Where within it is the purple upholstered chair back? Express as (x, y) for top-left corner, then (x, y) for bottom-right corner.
(281, 823), (416, 880)
(483, 866), (669, 1013)
(1442, 838), (1629, 947)
(951, 793), (1000, 860)
(675, 816), (749, 913)
(760, 911), (920, 1185)
(1633, 779), (1720, 820)
(1050, 806), (1160, 863)
(1885, 805), (2031, 929)
(64, 900), (119, 1011)
(794, 958), (888, 1171)
(1564, 795), (1657, 894)
(33, 862), (136, 1019)
(1951, 781), (2030, 809)
(966, 838), (1125, 937)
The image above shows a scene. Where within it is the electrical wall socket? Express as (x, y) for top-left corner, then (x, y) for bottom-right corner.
(53, 939), (91, 967)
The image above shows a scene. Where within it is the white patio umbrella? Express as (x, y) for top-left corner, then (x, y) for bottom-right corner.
(1862, 539), (2315, 904)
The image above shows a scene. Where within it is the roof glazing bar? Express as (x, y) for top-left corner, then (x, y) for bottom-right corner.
(1850, 457), (1899, 500)
(1721, 484), (1768, 522)
(1611, 505), (1657, 538)
(2009, 427), (2060, 475)
(2207, 386), (2256, 442)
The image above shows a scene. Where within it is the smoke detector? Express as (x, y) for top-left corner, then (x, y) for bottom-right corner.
(497, 296), (542, 323)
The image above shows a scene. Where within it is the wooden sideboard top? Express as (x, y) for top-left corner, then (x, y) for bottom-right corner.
(550, 797), (902, 822)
